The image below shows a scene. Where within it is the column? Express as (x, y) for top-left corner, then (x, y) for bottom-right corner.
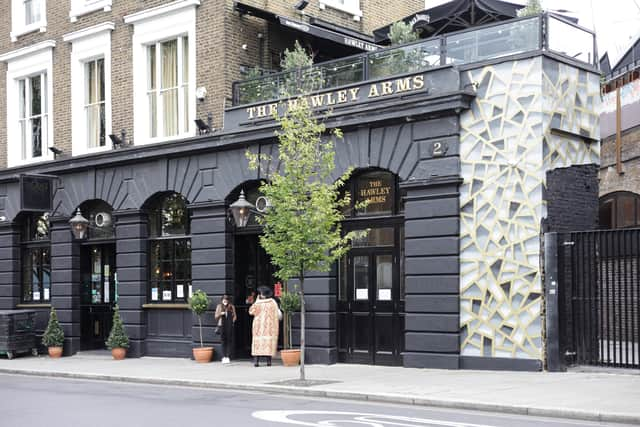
(49, 216), (81, 356)
(401, 177), (462, 369)
(189, 202), (231, 358)
(114, 210), (148, 357)
(0, 222), (20, 310)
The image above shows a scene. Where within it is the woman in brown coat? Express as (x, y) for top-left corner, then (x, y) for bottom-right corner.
(248, 286), (280, 366)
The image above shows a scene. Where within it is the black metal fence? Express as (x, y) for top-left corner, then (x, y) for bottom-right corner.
(557, 229), (640, 368)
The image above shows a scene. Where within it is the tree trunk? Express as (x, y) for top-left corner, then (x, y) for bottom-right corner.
(299, 271), (306, 381)
(198, 316), (203, 348)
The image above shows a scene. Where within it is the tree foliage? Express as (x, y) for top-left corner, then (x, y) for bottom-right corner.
(388, 21), (420, 45)
(281, 40), (314, 70)
(517, 0), (543, 17)
(42, 307), (65, 347)
(106, 305), (130, 349)
(189, 290), (210, 348)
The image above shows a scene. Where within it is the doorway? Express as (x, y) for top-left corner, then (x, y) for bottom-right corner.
(233, 233), (277, 359)
(80, 244), (116, 350)
(337, 225), (404, 365)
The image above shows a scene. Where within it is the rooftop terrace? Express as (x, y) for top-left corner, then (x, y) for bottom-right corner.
(232, 13), (596, 107)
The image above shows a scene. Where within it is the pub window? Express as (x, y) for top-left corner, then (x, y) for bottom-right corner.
(148, 193), (191, 303)
(343, 170), (399, 218)
(599, 192), (640, 229)
(20, 212), (51, 303)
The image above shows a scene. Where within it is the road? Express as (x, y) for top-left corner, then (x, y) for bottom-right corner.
(0, 374), (625, 427)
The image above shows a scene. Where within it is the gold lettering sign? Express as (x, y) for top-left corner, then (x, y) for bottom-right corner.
(245, 74), (426, 121)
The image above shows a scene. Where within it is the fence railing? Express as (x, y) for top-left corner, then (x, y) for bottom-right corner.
(558, 228), (640, 369)
(232, 13), (596, 106)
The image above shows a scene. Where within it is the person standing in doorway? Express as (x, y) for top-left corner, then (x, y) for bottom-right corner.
(248, 286), (281, 366)
(215, 294), (237, 364)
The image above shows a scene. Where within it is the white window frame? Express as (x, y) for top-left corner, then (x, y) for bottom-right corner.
(319, 0), (362, 21)
(125, 0), (198, 146)
(69, 0), (112, 23)
(0, 40), (55, 168)
(10, 0), (47, 42)
(63, 23), (114, 157)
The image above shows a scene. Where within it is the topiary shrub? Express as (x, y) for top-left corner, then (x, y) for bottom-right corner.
(106, 305), (130, 349)
(189, 290), (210, 348)
(42, 307), (65, 348)
(280, 287), (301, 350)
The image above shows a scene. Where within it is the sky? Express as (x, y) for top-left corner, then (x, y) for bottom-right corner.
(425, 0), (640, 66)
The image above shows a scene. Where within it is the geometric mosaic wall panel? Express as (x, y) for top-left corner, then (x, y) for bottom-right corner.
(459, 57), (600, 360)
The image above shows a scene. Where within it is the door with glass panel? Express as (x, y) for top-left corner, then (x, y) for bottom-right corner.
(338, 226), (403, 365)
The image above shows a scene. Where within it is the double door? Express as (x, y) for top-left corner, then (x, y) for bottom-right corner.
(80, 244), (116, 350)
(338, 227), (404, 365)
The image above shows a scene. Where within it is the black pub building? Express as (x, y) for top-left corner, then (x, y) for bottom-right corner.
(0, 1), (601, 370)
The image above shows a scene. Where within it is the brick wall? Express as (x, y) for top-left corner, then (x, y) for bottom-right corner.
(600, 125), (640, 196)
(544, 164), (600, 233)
(0, 0), (422, 170)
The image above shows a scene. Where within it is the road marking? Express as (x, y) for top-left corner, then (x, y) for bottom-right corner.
(252, 410), (497, 427)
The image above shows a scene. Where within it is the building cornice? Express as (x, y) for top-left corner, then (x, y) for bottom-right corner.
(0, 40), (56, 62)
(123, 0), (200, 25)
(62, 22), (115, 43)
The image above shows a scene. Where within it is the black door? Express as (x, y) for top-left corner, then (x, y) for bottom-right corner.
(80, 244), (116, 350)
(338, 226), (404, 365)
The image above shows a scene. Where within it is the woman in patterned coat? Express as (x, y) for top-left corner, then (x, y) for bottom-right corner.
(248, 286), (281, 366)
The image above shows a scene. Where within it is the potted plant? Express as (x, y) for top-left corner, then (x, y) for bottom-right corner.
(42, 307), (64, 358)
(189, 289), (213, 363)
(106, 305), (129, 360)
(279, 285), (302, 366)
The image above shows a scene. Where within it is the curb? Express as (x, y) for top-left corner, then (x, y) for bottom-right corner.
(1, 368), (638, 425)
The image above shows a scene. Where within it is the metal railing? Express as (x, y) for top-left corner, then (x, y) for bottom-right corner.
(232, 13), (596, 106)
(558, 229), (640, 369)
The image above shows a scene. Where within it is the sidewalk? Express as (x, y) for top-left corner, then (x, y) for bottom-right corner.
(1, 353), (639, 425)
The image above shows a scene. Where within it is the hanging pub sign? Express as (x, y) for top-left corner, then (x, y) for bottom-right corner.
(20, 174), (55, 212)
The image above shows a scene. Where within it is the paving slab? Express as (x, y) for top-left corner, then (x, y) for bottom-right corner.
(0, 353), (639, 425)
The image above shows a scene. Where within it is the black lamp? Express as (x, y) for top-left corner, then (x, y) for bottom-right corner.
(295, 0), (309, 10)
(109, 129), (127, 148)
(48, 146), (63, 159)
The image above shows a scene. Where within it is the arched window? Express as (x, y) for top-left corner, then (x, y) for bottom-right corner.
(20, 212), (51, 303)
(599, 192), (640, 229)
(148, 193), (191, 303)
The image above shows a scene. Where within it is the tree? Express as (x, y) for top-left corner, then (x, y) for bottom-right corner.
(42, 307), (65, 348)
(280, 40), (322, 96)
(189, 289), (210, 348)
(388, 21), (420, 45)
(247, 100), (361, 381)
(517, 0), (543, 17)
(106, 305), (130, 349)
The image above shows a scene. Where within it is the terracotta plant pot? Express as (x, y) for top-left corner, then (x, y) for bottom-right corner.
(111, 348), (126, 360)
(48, 346), (63, 358)
(281, 349), (301, 366)
(192, 347), (214, 363)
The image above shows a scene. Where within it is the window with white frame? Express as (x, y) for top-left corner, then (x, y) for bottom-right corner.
(11, 0), (47, 41)
(69, 0), (112, 22)
(63, 22), (113, 156)
(319, 0), (362, 20)
(124, 0), (198, 145)
(18, 73), (47, 160)
(85, 58), (106, 148)
(1, 40), (55, 167)
(146, 36), (189, 138)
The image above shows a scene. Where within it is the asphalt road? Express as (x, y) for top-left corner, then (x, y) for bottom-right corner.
(0, 374), (627, 427)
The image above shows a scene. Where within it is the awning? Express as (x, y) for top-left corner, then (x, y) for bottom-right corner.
(234, 2), (379, 52)
(373, 0), (576, 43)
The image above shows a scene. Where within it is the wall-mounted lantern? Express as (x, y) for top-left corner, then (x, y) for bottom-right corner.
(69, 208), (89, 239)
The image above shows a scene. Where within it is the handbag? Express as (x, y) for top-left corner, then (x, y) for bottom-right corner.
(214, 316), (222, 335)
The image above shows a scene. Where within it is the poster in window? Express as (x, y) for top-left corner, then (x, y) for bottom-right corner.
(33, 291), (41, 301)
(162, 290), (172, 301)
(44, 288), (50, 301)
(356, 288), (368, 300)
(177, 285), (184, 299)
(151, 288), (159, 301)
(104, 281), (110, 303)
(378, 289), (391, 301)
(188, 285), (192, 298)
